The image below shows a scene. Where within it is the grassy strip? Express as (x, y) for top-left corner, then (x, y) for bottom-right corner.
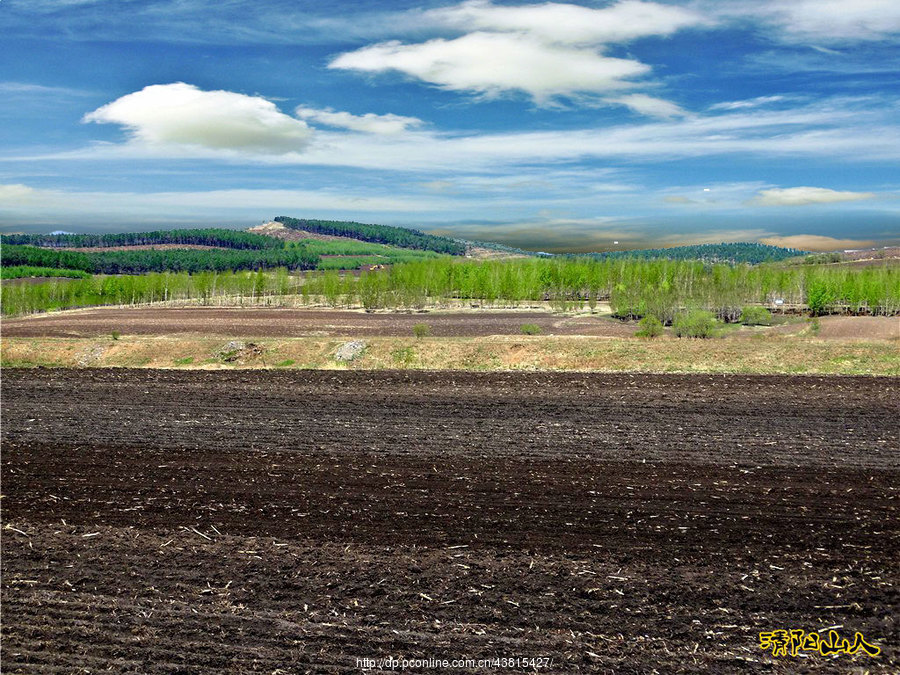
(1, 266), (91, 280)
(3, 335), (897, 375)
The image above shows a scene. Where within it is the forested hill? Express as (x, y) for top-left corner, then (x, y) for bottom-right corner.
(274, 216), (466, 255)
(578, 242), (805, 264)
(0, 244), (318, 274)
(1, 228), (282, 250)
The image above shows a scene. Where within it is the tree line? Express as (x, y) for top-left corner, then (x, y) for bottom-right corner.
(308, 258), (900, 317)
(0, 228), (283, 249)
(3, 257), (897, 317)
(275, 216), (466, 255)
(1, 266), (92, 280)
(0, 269), (297, 316)
(1, 244), (318, 274)
(579, 242), (805, 264)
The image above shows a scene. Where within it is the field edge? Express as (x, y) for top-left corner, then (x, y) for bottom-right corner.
(2, 334), (898, 375)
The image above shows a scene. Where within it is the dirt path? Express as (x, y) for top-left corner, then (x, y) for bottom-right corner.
(2, 370), (897, 673)
(1, 307), (635, 338)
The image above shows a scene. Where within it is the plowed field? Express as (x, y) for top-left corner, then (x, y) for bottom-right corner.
(2, 370), (897, 673)
(1, 307), (634, 338)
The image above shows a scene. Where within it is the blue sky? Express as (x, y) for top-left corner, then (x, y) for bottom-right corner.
(1, 0), (898, 251)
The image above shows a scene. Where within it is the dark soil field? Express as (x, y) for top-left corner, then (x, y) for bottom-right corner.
(1, 307), (637, 339)
(2, 369), (897, 673)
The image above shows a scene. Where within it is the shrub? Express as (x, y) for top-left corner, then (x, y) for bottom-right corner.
(673, 310), (718, 338)
(391, 346), (416, 366)
(520, 323), (542, 335)
(413, 323), (431, 339)
(739, 306), (773, 326)
(635, 315), (664, 337)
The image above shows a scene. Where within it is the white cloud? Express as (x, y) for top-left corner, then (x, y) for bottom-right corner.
(711, 0), (900, 43)
(749, 186), (876, 206)
(0, 82), (87, 96)
(294, 106), (424, 134)
(17, 94), (900, 171)
(607, 93), (685, 118)
(425, 0), (710, 46)
(709, 95), (785, 111)
(83, 83), (313, 154)
(764, 0), (900, 42)
(329, 1), (710, 104)
(0, 183), (39, 204)
(330, 32), (651, 102)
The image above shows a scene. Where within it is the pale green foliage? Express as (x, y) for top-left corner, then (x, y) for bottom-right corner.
(740, 306), (773, 326)
(635, 315), (664, 337)
(673, 310), (719, 338)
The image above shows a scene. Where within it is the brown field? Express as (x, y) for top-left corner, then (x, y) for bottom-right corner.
(772, 315), (899, 340)
(3, 307), (897, 342)
(2, 369), (897, 673)
(0, 307), (638, 339)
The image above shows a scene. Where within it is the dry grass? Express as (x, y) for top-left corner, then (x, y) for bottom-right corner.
(3, 334), (897, 375)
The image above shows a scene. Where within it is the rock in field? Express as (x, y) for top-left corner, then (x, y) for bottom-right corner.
(334, 340), (366, 362)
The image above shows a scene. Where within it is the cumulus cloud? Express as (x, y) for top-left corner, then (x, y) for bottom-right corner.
(294, 106), (424, 134)
(607, 93), (685, 118)
(83, 83), (313, 154)
(330, 32), (650, 102)
(749, 186), (875, 206)
(759, 234), (876, 251)
(0, 183), (39, 204)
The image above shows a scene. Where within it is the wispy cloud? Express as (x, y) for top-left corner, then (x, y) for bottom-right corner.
(0, 81), (90, 97)
(606, 93), (686, 118)
(29, 87), (898, 170)
(294, 106), (424, 134)
(708, 95), (786, 111)
(330, 32), (652, 103)
(330, 1), (709, 106)
(737, 0), (900, 43)
(748, 186), (876, 206)
(423, 0), (710, 45)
